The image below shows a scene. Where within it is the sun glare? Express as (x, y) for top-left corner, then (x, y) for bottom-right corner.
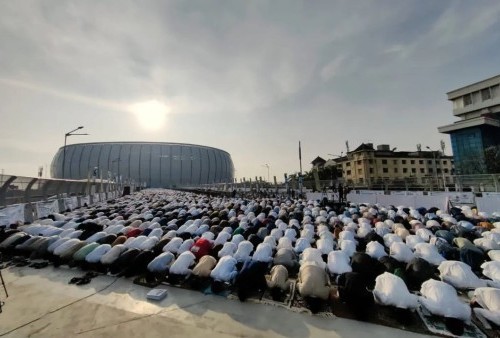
(130, 100), (169, 131)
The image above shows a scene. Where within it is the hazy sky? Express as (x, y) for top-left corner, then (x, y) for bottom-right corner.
(1, 1), (500, 182)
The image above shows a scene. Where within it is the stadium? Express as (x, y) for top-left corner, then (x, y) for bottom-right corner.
(50, 142), (234, 187)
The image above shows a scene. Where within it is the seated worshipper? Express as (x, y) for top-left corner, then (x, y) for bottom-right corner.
(233, 240), (254, 263)
(72, 242), (100, 265)
(247, 233), (263, 248)
(300, 247), (325, 268)
(53, 239), (87, 266)
(340, 240), (356, 258)
(30, 236), (59, 260)
(273, 247), (299, 274)
(108, 248), (141, 275)
(177, 238), (195, 254)
(471, 287), (500, 326)
(294, 237), (311, 254)
(162, 237), (183, 254)
(230, 234), (245, 246)
(389, 242), (414, 264)
(405, 257), (438, 291)
(297, 260), (332, 314)
(210, 255), (238, 293)
(167, 250), (196, 284)
(276, 236), (293, 250)
(481, 261), (500, 286)
(365, 241), (387, 260)
(218, 241), (237, 258)
(111, 235), (127, 246)
(190, 255), (217, 286)
(373, 272), (418, 324)
(337, 272), (374, 320)
(350, 252), (385, 286)
(252, 243), (273, 263)
(413, 243), (445, 266)
(453, 237), (485, 271)
(190, 237), (214, 260)
(100, 244), (127, 266)
(430, 236), (459, 260)
(438, 260), (488, 289)
(327, 250), (352, 276)
(263, 235), (277, 250)
(213, 230), (232, 247)
(488, 250), (500, 262)
(316, 237), (336, 261)
(236, 258), (270, 301)
(121, 250), (156, 277)
(147, 251), (175, 279)
(186, 255), (217, 290)
(419, 279), (471, 336)
(266, 265), (291, 301)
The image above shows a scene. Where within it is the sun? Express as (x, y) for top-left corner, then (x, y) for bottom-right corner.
(130, 100), (169, 131)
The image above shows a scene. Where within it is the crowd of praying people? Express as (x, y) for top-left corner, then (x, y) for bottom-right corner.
(1, 189), (500, 335)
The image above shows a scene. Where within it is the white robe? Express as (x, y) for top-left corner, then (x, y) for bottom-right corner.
(419, 279), (471, 322)
(169, 251), (196, 275)
(210, 255), (238, 282)
(473, 287), (500, 326)
(438, 261), (488, 289)
(85, 244), (112, 263)
(327, 250), (352, 275)
(373, 272), (418, 309)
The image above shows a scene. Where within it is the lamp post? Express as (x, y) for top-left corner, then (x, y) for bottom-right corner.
(426, 146), (445, 191)
(262, 164), (270, 182)
(62, 126), (88, 179)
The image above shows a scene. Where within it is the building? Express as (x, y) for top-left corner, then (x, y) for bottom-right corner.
(438, 74), (500, 174)
(50, 142), (234, 188)
(326, 143), (454, 189)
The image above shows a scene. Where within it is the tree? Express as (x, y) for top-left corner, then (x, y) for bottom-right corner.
(484, 146), (500, 174)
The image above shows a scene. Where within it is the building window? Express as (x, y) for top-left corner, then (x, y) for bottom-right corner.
(402, 160), (407, 164)
(428, 160), (432, 164)
(429, 168), (433, 174)
(403, 168), (408, 173)
(394, 168), (398, 173)
(419, 160), (424, 165)
(383, 168), (388, 173)
(381, 159), (387, 164)
(482, 88), (491, 101)
(393, 160), (397, 164)
(437, 169), (441, 174)
(411, 168), (416, 173)
(463, 94), (472, 106)
(410, 160), (415, 164)
(346, 170), (351, 175)
(369, 168), (374, 174)
(358, 168), (362, 175)
(368, 159), (373, 164)
(346, 162), (351, 167)
(443, 160), (447, 165)
(357, 160), (362, 165)
(444, 168), (449, 174)
(420, 168), (425, 173)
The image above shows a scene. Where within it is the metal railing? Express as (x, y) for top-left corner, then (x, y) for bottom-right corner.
(185, 174), (500, 195)
(0, 174), (123, 207)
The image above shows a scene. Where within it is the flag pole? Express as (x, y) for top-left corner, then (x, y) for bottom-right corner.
(299, 141), (302, 175)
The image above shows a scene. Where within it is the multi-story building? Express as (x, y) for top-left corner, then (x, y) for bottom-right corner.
(438, 74), (500, 174)
(327, 143), (454, 189)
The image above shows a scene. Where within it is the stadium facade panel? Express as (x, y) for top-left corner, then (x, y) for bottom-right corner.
(50, 142), (234, 187)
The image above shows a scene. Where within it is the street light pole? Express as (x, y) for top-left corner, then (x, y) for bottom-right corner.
(62, 126), (88, 179)
(426, 146), (443, 191)
(262, 164), (270, 182)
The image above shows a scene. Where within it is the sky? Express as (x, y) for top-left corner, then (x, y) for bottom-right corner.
(1, 0), (500, 182)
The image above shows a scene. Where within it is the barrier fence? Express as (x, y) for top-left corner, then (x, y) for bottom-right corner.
(0, 174), (124, 226)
